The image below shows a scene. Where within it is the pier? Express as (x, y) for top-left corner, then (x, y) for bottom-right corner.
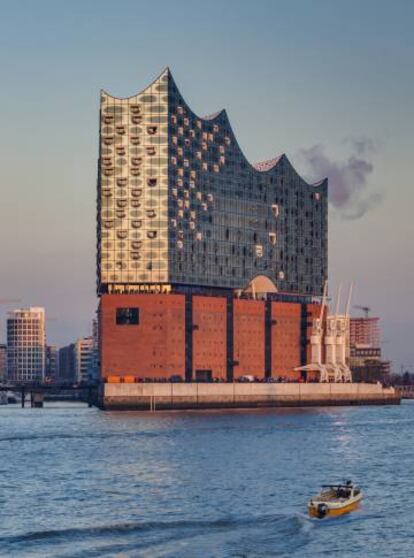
(99, 382), (400, 411)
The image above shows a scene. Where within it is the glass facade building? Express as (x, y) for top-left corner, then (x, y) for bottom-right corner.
(97, 69), (327, 297)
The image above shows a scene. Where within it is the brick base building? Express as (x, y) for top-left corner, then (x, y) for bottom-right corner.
(99, 293), (321, 382)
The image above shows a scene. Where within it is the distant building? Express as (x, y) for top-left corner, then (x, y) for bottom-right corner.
(7, 307), (46, 383)
(350, 318), (380, 348)
(349, 316), (390, 382)
(45, 345), (59, 382)
(59, 337), (96, 383)
(74, 337), (95, 383)
(0, 344), (7, 383)
(58, 344), (76, 383)
(91, 319), (99, 381)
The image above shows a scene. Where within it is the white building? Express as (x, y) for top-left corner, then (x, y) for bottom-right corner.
(74, 337), (95, 383)
(7, 307), (46, 383)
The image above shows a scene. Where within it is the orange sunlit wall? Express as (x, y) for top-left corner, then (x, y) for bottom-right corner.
(271, 302), (301, 378)
(100, 293), (185, 379)
(100, 294), (320, 381)
(233, 299), (265, 378)
(193, 296), (227, 379)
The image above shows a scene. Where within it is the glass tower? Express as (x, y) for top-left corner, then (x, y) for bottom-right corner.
(97, 69), (327, 296)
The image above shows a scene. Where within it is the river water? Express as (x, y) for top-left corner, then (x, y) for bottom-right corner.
(0, 401), (413, 557)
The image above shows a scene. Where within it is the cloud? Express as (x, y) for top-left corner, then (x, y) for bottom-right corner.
(298, 139), (382, 220)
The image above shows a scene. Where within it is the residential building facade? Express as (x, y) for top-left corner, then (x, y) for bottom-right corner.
(7, 307), (46, 383)
(59, 337), (96, 383)
(45, 345), (59, 382)
(349, 316), (390, 382)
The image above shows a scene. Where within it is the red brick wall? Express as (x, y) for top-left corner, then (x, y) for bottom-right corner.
(233, 299), (265, 378)
(271, 302), (301, 378)
(193, 296), (227, 379)
(100, 294), (185, 379)
(99, 293), (314, 382)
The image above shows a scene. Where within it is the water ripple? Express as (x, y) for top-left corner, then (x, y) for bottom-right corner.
(0, 402), (413, 557)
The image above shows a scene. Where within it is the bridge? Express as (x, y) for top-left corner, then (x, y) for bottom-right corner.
(0, 382), (98, 408)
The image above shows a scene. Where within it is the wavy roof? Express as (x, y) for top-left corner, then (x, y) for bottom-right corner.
(103, 67), (327, 186)
(253, 155), (285, 172)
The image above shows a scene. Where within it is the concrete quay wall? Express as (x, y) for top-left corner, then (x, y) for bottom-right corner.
(99, 382), (400, 411)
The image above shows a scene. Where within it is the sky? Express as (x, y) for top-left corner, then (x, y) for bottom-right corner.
(0, 0), (413, 372)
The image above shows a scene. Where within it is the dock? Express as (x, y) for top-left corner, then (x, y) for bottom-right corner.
(99, 382), (400, 411)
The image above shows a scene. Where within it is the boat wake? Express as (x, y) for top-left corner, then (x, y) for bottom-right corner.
(0, 513), (313, 557)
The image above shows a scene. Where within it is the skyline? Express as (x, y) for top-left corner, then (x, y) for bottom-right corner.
(0, 0), (413, 371)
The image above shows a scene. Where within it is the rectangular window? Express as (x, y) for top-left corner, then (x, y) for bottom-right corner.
(116, 308), (139, 325)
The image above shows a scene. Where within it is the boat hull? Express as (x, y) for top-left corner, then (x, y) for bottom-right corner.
(308, 498), (361, 518)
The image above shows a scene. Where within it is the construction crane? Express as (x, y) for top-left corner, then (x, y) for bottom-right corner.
(353, 305), (371, 319)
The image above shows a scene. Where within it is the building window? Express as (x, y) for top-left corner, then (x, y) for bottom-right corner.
(271, 204), (279, 217)
(116, 308), (139, 325)
(255, 244), (263, 257)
